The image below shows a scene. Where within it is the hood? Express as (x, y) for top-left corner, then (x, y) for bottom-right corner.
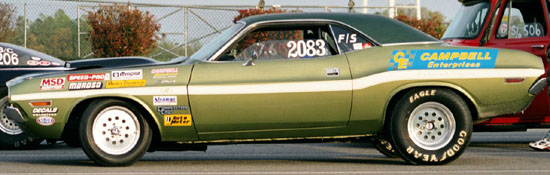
(67, 57), (160, 70)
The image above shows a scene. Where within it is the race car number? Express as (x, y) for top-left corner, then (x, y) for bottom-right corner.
(287, 40), (327, 58)
(0, 47), (19, 65)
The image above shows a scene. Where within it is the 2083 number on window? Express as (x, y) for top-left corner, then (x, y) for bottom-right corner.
(287, 40), (327, 58)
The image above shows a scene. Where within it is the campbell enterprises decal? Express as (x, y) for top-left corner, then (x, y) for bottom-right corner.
(111, 69), (142, 80)
(105, 80), (146, 88)
(388, 49), (499, 71)
(164, 114), (192, 126)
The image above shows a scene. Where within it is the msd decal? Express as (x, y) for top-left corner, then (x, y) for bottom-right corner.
(68, 73), (110, 81)
(153, 96), (177, 106)
(112, 70), (142, 80)
(40, 78), (65, 91)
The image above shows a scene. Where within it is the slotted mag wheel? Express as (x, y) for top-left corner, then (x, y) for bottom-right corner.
(407, 102), (456, 151)
(0, 97), (22, 135)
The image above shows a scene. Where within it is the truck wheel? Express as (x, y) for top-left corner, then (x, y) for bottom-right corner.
(79, 99), (152, 166)
(388, 88), (472, 165)
(372, 137), (399, 158)
(0, 93), (43, 149)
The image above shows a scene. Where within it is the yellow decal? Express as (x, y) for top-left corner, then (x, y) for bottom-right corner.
(164, 114), (192, 126)
(105, 80), (146, 88)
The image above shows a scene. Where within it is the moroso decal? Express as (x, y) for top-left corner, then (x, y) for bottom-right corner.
(105, 80), (146, 88)
(68, 82), (103, 90)
(36, 116), (55, 126)
(68, 73), (109, 81)
(40, 78), (65, 91)
(388, 49), (499, 71)
(164, 114), (192, 126)
(153, 96), (177, 106)
(112, 69), (142, 80)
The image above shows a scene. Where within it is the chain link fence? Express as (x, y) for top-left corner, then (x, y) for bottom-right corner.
(1, 0), (419, 61)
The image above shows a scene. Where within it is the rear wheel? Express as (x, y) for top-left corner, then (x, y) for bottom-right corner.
(79, 99), (152, 166)
(372, 137), (399, 158)
(388, 88), (472, 165)
(0, 90), (43, 150)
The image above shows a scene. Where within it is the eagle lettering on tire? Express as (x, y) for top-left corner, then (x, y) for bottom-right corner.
(388, 88), (473, 165)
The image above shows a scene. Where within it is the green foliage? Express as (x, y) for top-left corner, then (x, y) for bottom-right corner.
(0, 2), (16, 42)
(87, 4), (161, 57)
(376, 6), (447, 39)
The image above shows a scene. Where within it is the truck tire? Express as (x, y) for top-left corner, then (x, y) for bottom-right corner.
(388, 88), (472, 165)
(79, 99), (152, 166)
(0, 89), (43, 150)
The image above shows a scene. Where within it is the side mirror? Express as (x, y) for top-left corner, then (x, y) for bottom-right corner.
(242, 52), (258, 66)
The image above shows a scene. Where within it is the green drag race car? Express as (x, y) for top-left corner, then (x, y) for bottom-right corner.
(4, 13), (546, 166)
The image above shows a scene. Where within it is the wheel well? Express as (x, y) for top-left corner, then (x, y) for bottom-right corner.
(61, 97), (161, 147)
(383, 86), (479, 134)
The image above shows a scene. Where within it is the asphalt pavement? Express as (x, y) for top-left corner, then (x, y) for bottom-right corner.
(1, 129), (550, 175)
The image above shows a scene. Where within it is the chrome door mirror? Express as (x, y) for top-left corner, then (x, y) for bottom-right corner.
(242, 52), (258, 66)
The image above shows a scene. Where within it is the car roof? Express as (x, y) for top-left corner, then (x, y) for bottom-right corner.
(239, 12), (437, 45)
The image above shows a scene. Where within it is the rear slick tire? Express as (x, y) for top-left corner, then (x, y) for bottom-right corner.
(79, 99), (152, 166)
(388, 88), (472, 165)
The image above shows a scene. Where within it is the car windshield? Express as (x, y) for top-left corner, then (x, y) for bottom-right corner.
(442, 1), (491, 39)
(189, 22), (245, 61)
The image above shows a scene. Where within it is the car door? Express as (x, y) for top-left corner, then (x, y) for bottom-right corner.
(188, 22), (353, 139)
(483, 0), (550, 118)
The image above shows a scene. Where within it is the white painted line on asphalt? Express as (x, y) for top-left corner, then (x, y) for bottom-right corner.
(3, 170), (550, 175)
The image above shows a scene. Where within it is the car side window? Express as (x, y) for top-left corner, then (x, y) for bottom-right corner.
(330, 25), (373, 53)
(218, 25), (338, 61)
(496, 0), (547, 39)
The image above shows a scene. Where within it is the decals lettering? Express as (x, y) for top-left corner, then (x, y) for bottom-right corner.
(389, 49), (499, 71)
(164, 114), (192, 126)
(111, 70), (142, 80)
(68, 82), (103, 90)
(40, 78), (65, 91)
(105, 80), (146, 88)
(32, 107), (58, 116)
(153, 96), (177, 106)
(0, 46), (18, 65)
(68, 73), (109, 81)
(157, 106), (188, 115)
(36, 116), (55, 126)
(409, 89), (436, 103)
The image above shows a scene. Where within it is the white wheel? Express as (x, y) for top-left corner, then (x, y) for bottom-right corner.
(407, 102), (456, 151)
(92, 106), (140, 155)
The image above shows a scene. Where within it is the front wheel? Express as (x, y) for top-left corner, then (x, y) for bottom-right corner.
(0, 93), (43, 150)
(388, 88), (472, 165)
(79, 99), (152, 166)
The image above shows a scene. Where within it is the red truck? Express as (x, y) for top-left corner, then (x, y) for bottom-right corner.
(443, 0), (550, 131)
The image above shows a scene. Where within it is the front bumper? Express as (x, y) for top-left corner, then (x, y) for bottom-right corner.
(529, 78), (547, 95)
(4, 104), (24, 123)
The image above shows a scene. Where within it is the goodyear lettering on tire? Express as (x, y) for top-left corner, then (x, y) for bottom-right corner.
(405, 130), (468, 163)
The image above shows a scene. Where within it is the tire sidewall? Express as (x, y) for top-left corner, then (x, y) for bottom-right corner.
(389, 88), (472, 165)
(0, 88), (43, 150)
(79, 99), (152, 166)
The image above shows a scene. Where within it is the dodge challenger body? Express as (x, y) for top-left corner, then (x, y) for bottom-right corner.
(4, 13), (546, 166)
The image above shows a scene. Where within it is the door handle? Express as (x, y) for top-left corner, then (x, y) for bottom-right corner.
(531, 45), (545, 49)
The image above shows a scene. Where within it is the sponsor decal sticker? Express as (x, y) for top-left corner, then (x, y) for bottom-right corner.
(68, 82), (103, 90)
(155, 79), (176, 84)
(112, 69), (142, 80)
(164, 114), (192, 126)
(32, 107), (58, 116)
(36, 116), (55, 126)
(27, 60), (39, 66)
(153, 96), (177, 106)
(157, 106), (188, 115)
(40, 78), (65, 91)
(68, 73), (109, 81)
(388, 49), (499, 71)
(105, 80), (146, 88)
(0, 46), (19, 65)
(152, 68), (178, 79)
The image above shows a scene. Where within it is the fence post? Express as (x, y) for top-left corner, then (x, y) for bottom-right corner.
(362, 0), (368, 14)
(77, 5), (81, 58)
(184, 7), (189, 58)
(389, 0), (395, 18)
(24, 3), (27, 48)
(416, 0), (421, 20)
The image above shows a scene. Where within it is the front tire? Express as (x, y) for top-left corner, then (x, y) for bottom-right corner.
(79, 99), (152, 166)
(0, 91), (43, 150)
(388, 88), (472, 165)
